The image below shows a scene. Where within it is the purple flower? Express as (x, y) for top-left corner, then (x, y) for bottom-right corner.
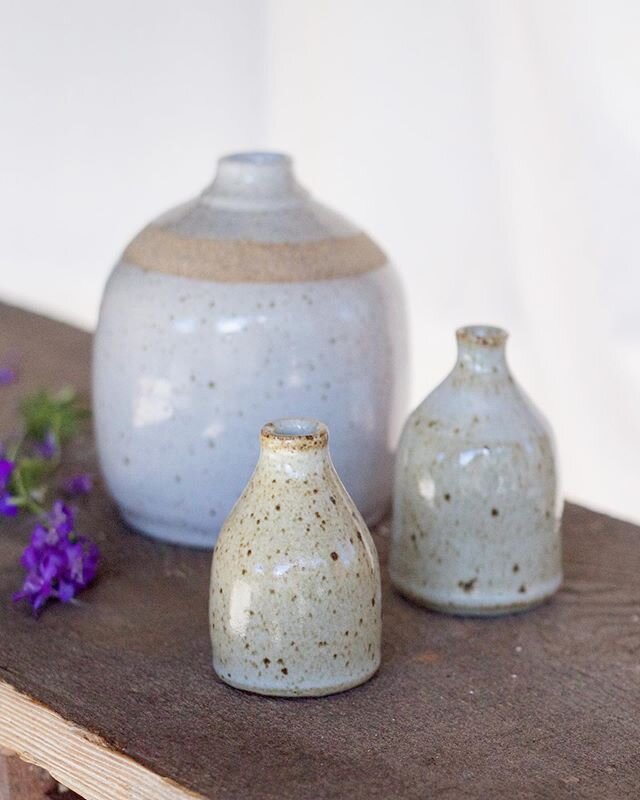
(13, 500), (100, 615)
(0, 367), (16, 386)
(63, 473), (93, 497)
(0, 494), (18, 517)
(35, 430), (57, 460)
(0, 459), (14, 484)
(0, 352), (19, 386)
(0, 458), (17, 517)
(49, 500), (74, 535)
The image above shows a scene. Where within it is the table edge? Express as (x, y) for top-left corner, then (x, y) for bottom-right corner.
(0, 680), (206, 800)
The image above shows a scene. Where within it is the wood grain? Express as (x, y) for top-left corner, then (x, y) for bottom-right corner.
(0, 302), (639, 799)
(0, 683), (203, 800)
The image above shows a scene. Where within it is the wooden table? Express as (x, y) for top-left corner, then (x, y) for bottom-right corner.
(0, 302), (638, 800)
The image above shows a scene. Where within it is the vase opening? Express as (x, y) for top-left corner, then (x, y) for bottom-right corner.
(455, 325), (509, 373)
(207, 151), (300, 208)
(456, 325), (508, 347)
(261, 418), (329, 450)
(222, 151), (292, 167)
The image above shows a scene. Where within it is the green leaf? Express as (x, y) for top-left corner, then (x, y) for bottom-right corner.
(9, 457), (51, 515)
(13, 457), (51, 492)
(20, 388), (89, 444)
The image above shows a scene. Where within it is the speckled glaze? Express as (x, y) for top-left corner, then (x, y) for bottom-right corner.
(391, 326), (562, 615)
(93, 152), (407, 547)
(210, 418), (382, 697)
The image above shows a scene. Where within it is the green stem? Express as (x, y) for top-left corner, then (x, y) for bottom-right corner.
(12, 469), (44, 516)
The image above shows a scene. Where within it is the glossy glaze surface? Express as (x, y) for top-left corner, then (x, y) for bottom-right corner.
(391, 326), (562, 615)
(93, 153), (408, 547)
(210, 419), (382, 696)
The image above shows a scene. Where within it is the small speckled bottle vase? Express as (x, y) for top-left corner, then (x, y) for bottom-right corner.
(391, 326), (562, 616)
(210, 419), (382, 697)
(93, 152), (407, 548)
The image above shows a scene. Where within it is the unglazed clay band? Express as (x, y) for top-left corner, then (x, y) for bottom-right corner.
(122, 226), (388, 283)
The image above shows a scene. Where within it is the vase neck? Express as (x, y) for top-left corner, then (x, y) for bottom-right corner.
(257, 419), (331, 478)
(454, 325), (509, 375)
(202, 152), (308, 210)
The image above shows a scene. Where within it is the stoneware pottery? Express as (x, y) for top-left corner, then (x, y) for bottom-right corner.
(93, 151), (407, 547)
(391, 325), (562, 616)
(210, 418), (382, 697)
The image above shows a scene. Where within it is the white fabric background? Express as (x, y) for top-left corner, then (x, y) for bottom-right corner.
(0, 1), (638, 521)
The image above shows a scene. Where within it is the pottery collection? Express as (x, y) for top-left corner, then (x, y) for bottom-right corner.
(390, 325), (562, 615)
(209, 418), (381, 697)
(92, 148), (565, 697)
(92, 152), (408, 548)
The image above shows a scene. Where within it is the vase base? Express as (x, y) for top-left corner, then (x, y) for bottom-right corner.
(121, 508), (214, 549)
(393, 575), (562, 617)
(363, 498), (390, 530)
(213, 662), (380, 698)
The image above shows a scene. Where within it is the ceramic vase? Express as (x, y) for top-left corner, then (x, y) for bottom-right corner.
(93, 152), (407, 548)
(391, 325), (562, 615)
(210, 418), (382, 697)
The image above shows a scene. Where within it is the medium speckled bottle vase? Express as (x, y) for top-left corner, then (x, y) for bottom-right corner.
(210, 418), (382, 697)
(93, 152), (407, 548)
(391, 326), (562, 615)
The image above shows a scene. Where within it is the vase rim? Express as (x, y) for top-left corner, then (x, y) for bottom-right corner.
(261, 418), (329, 449)
(204, 150), (303, 212)
(456, 325), (508, 347)
(219, 151), (292, 167)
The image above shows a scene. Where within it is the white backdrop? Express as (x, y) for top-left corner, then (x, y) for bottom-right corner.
(1, 0), (639, 522)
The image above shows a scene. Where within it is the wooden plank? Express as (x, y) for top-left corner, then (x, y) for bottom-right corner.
(0, 303), (639, 799)
(0, 683), (203, 800)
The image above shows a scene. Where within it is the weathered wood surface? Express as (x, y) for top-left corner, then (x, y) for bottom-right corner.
(0, 302), (639, 799)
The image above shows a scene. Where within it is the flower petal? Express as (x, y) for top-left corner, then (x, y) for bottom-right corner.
(0, 492), (18, 517)
(0, 459), (14, 485)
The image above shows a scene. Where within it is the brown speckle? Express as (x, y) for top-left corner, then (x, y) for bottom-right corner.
(444, 493), (451, 502)
(519, 584), (527, 594)
(513, 563), (519, 573)
(414, 651), (441, 664)
(491, 508), (499, 517)
(458, 578), (477, 592)
(330, 551), (338, 561)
